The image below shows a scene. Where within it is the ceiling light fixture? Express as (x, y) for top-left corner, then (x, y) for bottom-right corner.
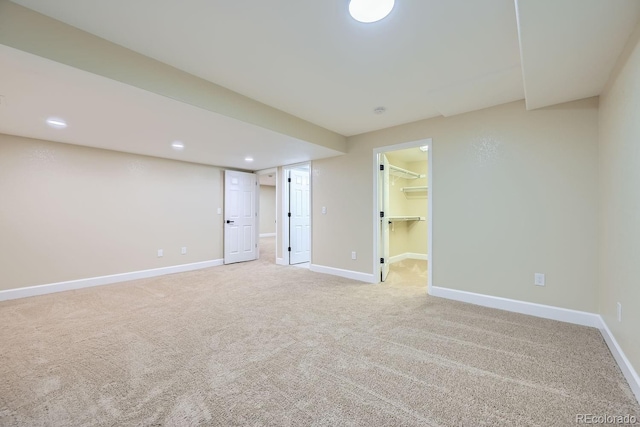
(419, 145), (429, 152)
(349, 0), (395, 23)
(46, 117), (67, 129)
(245, 157), (254, 162)
(171, 141), (185, 151)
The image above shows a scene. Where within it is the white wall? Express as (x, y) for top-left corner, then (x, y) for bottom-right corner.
(0, 134), (223, 291)
(598, 22), (640, 377)
(259, 185), (276, 234)
(313, 98), (599, 312)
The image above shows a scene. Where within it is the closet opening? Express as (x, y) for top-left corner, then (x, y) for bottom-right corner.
(257, 168), (278, 264)
(373, 139), (432, 291)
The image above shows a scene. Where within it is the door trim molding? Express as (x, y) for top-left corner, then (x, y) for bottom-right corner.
(373, 138), (432, 288)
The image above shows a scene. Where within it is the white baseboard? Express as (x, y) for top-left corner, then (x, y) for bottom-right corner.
(389, 252), (428, 264)
(429, 286), (601, 327)
(310, 264), (376, 283)
(259, 233), (276, 237)
(0, 259), (224, 302)
(598, 317), (640, 404)
(429, 285), (639, 405)
(275, 257), (287, 266)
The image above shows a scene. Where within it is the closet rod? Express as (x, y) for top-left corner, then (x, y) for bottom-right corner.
(388, 164), (424, 179)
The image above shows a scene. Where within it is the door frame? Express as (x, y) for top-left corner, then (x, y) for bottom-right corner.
(372, 138), (433, 293)
(281, 162), (312, 266)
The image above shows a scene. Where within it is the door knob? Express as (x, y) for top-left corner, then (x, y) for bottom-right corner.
(226, 220), (234, 224)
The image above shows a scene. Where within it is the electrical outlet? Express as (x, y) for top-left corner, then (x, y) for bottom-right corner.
(351, 251), (357, 260)
(534, 273), (545, 286)
(322, 206), (327, 214)
(157, 249), (163, 257)
(617, 302), (622, 322)
(181, 247), (187, 255)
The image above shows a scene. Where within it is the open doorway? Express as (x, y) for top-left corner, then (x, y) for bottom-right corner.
(282, 163), (311, 267)
(374, 139), (432, 291)
(257, 168), (277, 263)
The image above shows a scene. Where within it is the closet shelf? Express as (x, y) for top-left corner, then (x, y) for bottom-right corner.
(389, 165), (425, 180)
(401, 186), (428, 193)
(388, 216), (426, 222)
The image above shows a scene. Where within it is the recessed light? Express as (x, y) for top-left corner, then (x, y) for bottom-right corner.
(374, 106), (386, 114)
(245, 157), (254, 162)
(349, 0), (395, 23)
(46, 117), (67, 129)
(171, 141), (185, 151)
(419, 145), (429, 152)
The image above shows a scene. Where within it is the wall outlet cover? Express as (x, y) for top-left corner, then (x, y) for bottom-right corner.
(534, 273), (545, 286)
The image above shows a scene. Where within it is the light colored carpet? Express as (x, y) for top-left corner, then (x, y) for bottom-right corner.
(0, 237), (638, 426)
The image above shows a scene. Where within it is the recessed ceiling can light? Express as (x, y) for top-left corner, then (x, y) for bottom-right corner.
(245, 157), (254, 162)
(419, 145), (429, 152)
(349, 0), (395, 23)
(171, 141), (185, 151)
(46, 117), (67, 129)
(374, 106), (386, 114)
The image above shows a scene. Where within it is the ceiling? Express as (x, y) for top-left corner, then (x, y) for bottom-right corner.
(2, 0), (640, 169)
(0, 44), (342, 171)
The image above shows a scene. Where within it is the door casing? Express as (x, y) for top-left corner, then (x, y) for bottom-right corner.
(372, 139), (433, 292)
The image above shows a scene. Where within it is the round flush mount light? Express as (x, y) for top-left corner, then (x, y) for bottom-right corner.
(374, 106), (387, 114)
(171, 141), (185, 151)
(349, 0), (395, 23)
(46, 117), (67, 129)
(245, 157), (254, 162)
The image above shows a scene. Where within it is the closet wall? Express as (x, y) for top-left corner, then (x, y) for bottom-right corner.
(386, 152), (428, 261)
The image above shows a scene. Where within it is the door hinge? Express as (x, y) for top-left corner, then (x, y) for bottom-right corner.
(288, 212), (291, 217)
(380, 211), (384, 218)
(380, 258), (385, 264)
(288, 177), (291, 183)
(379, 164), (384, 171)
(288, 247), (291, 252)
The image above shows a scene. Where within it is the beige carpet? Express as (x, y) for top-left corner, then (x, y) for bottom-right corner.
(1, 237), (638, 426)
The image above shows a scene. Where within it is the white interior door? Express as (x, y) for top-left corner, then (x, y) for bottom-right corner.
(224, 170), (258, 264)
(379, 154), (390, 281)
(289, 168), (311, 264)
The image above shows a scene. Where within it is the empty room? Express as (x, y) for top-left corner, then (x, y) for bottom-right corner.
(1, 0), (639, 425)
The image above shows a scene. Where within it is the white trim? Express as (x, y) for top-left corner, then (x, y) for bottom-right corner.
(429, 286), (601, 327)
(389, 253), (428, 264)
(310, 264), (376, 284)
(598, 317), (640, 404)
(275, 257), (287, 266)
(0, 259), (224, 302)
(259, 233), (276, 237)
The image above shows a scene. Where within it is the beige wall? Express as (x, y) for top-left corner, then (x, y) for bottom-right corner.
(313, 98), (599, 312)
(259, 185), (276, 234)
(0, 134), (223, 291)
(598, 22), (640, 375)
